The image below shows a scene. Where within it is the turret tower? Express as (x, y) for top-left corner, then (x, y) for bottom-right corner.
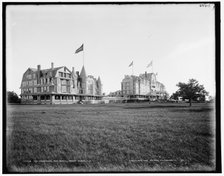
(97, 76), (102, 95)
(80, 66), (87, 94)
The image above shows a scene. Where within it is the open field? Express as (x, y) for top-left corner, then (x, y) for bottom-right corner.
(6, 102), (216, 172)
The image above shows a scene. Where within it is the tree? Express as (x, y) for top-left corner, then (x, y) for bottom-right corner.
(7, 91), (21, 104)
(170, 91), (180, 100)
(176, 79), (208, 106)
(164, 92), (169, 100)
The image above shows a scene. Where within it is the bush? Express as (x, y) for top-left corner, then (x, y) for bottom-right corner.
(7, 91), (21, 104)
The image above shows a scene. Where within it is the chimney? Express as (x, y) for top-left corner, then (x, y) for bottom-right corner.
(37, 65), (41, 71)
(145, 71), (147, 77)
(72, 67), (75, 73)
(51, 62), (54, 69)
(37, 65), (41, 84)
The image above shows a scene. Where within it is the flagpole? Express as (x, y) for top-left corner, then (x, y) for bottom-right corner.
(132, 64), (134, 76)
(83, 44), (85, 66)
(152, 59), (153, 73)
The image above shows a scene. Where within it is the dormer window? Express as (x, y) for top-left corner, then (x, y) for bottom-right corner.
(59, 72), (63, 77)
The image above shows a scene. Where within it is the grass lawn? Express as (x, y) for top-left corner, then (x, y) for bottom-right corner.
(6, 102), (216, 172)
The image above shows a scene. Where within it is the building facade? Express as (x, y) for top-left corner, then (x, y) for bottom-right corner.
(121, 72), (167, 100)
(20, 63), (102, 104)
(108, 90), (122, 97)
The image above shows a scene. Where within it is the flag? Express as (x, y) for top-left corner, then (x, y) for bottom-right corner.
(129, 61), (133, 67)
(75, 44), (84, 54)
(147, 61), (153, 68)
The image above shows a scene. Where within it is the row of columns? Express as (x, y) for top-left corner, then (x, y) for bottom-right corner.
(33, 94), (102, 104)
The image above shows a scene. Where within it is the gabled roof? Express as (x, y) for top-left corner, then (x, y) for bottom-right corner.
(41, 66), (64, 73)
(27, 66), (64, 73)
(23, 68), (37, 77)
(24, 66), (67, 78)
(42, 66), (67, 77)
(29, 68), (37, 72)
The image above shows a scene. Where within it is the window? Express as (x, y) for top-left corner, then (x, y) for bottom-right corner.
(33, 74), (36, 79)
(67, 86), (70, 93)
(50, 86), (54, 92)
(22, 82), (26, 87)
(33, 80), (37, 85)
(64, 73), (66, 77)
(72, 80), (75, 88)
(59, 72), (63, 77)
(29, 88), (33, 93)
(33, 96), (37, 100)
(68, 96), (73, 100)
(34, 88), (37, 93)
(61, 86), (67, 93)
(41, 95), (45, 100)
(27, 74), (31, 79)
(46, 95), (50, 100)
(61, 79), (66, 85)
(55, 95), (60, 100)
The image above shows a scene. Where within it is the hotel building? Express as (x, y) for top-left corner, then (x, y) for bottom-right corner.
(121, 72), (167, 100)
(20, 63), (102, 104)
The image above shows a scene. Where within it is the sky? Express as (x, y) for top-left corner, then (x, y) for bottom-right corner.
(6, 4), (216, 96)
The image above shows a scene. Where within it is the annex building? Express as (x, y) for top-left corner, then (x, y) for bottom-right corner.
(20, 63), (102, 104)
(121, 72), (167, 100)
